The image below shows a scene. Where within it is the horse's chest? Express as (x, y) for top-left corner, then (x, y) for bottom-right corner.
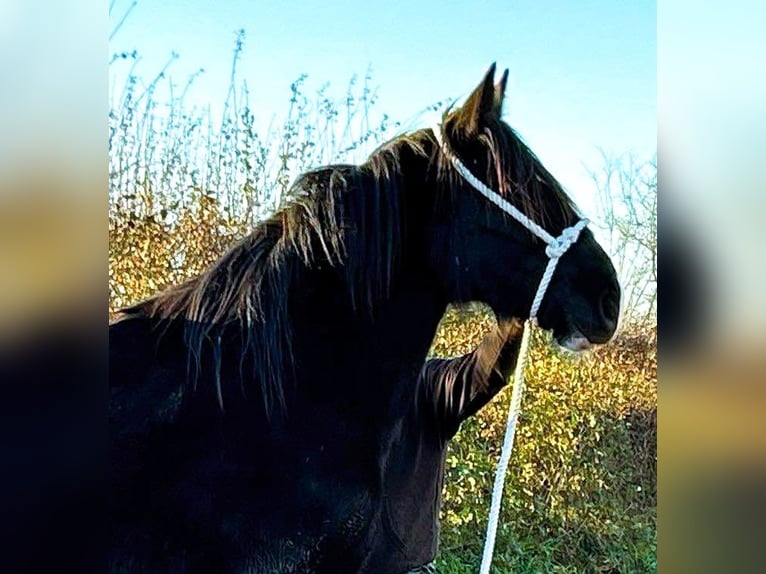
(226, 495), (376, 574)
(197, 419), (383, 572)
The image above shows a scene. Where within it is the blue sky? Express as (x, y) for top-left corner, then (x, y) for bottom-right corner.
(109, 0), (655, 218)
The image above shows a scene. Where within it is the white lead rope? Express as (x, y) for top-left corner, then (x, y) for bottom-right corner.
(431, 123), (588, 573)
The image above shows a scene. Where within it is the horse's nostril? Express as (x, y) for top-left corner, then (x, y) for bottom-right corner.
(599, 289), (620, 329)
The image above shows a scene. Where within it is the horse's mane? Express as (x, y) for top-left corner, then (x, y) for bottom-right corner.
(439, 109), (579, 232)
(116, 110), (578, 414)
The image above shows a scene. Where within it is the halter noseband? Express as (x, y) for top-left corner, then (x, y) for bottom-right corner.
(431, 122), (589, 574)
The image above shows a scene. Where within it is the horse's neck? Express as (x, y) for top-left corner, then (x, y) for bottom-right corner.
(289, 269), (446, 416)
(290, 153), (443, 387)
(352, 284), (446, 370)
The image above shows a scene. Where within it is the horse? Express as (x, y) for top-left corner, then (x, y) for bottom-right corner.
(109, 64), (620, 573)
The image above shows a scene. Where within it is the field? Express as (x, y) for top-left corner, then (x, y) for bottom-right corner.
(109, 53), (656, 572)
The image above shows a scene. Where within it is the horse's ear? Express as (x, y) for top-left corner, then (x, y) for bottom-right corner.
(493, 68), (509, 116)
(458, 63), (498, 133)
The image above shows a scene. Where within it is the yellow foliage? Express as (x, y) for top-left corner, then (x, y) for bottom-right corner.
(109, 200), (656, 571)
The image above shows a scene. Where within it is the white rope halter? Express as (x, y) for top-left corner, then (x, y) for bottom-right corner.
(431, 123), (589, 573)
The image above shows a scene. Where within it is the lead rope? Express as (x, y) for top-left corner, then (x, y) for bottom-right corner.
(431, 124), (588, 573)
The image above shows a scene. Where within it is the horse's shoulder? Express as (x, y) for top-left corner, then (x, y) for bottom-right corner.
(109, 315), (185, 442)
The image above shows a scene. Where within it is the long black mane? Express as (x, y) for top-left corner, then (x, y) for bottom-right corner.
(115, 110), (577, 415)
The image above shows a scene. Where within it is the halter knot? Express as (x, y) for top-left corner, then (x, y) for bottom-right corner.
(544, 222), (587, 260)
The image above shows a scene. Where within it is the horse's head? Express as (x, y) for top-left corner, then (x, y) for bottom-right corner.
(427, 64), (620, 350)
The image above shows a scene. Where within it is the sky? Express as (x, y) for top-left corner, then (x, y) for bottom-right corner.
(109, 0), (656, 221)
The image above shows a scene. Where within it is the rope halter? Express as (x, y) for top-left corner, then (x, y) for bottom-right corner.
(431, 122), (589, 574)
(431, 122), (589, 321)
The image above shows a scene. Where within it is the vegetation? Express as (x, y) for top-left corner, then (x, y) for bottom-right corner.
(109, 32), (656, 573)
(432, 311), (656, 573)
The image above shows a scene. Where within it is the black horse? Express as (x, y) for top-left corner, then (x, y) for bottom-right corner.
(109, 64), (620, 573)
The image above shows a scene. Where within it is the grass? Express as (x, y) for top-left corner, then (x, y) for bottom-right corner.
(109, 34), (657, 573)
